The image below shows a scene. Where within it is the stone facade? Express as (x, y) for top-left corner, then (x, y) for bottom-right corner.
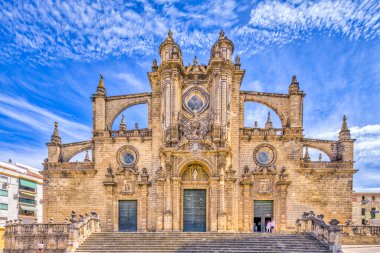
(42, 31), (356, 232)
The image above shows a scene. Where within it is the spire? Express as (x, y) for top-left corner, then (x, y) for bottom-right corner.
(289, 75), (300, 94)
(339, 115), (351, 140)
(193, 56), (198, 67)
(84, 150), (91, 162)
(265, 112), (273, 129)
(304, 147), (310, 162)
(318, 153), (322, 161)
(119, 115), (127, 131)
(96, 74), (106, 95)
(50, 122), (61, 145)
(254, 121), (258, 128)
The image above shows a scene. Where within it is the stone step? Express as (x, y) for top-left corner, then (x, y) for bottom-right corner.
(76, 232), (330, 253)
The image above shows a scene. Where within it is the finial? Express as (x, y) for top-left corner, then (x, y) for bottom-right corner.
(152, 58), (158, 72)
(134, 122), (139, 130)
(50, 121), (61, 145)
(193, 56), (198, 67)
(84, 150), (91, 162)
(168, 30), (173, 39)
(318, 153), (322, 161)
(219, 29), (225, 39)
(304, 147), (310, 162)
(98, 74), (104, 88)
(339, 115), (351, 140)
(235, 55), (240, 65)
(254, 121), (258, 128)
(291, 75), (298, 85)
(119, 115), (127, 131)
(265, 112), (273, 129)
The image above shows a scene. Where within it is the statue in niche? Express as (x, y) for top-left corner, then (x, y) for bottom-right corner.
(192, 168), (198, 181)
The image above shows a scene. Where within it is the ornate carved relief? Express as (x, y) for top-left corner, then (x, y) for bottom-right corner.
(181, 164), (209, 182)
(179, 112), (213, 141)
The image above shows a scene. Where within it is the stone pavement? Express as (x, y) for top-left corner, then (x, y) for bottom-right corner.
(343, 245), (380, 253)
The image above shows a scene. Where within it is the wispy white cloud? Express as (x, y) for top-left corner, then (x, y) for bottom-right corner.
(0, 0), (378, 64)
(0, 94), (91, 142)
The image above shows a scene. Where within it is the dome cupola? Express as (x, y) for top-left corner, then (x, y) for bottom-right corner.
(210, 30), (234, 61)
(159, 30), (182, 63)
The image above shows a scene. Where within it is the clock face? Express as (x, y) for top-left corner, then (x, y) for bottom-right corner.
(254, 145), (276, 166)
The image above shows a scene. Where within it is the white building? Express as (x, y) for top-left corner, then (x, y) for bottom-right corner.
(0, 160), (43, 226)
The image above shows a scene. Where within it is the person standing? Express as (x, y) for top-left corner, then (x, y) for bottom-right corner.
(271, 220), (275, 233)
(266, 220), (271, 233)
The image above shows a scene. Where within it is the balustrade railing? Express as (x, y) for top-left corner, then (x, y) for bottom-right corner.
(4, 211), (100, 253)
(296, 211), (342, 253)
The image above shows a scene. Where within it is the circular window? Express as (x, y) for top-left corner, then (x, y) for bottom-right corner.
(117, 146), (138, 167)
(123, 152), (135, 165)
(187, 95), (204, 112)
(253, 144), (276, 166)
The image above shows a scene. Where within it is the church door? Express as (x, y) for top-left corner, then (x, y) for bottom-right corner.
(119, 200), (137, 232)
(253, 200), (274, 232)
(183, 189), (206, 232)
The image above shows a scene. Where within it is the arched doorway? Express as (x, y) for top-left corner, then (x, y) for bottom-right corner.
(180, 163), (210, 232)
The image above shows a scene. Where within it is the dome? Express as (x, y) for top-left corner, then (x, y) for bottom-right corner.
(159, 30), (182, 62)
(210, 30), (234, 61)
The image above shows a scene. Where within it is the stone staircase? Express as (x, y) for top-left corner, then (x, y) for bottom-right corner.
(75, 232), (330, 252)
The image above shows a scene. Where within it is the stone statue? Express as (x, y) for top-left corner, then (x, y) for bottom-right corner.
(192, 168), (198, 181)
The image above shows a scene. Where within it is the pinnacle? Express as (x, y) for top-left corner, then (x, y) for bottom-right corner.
(304, 147), (310, 161)
(291, 75), (298, 85)
(265, 112), (273, 129)
(50, 121), (61, 145)
(98, 74), (104, 88)
(120, 115), (127, 131)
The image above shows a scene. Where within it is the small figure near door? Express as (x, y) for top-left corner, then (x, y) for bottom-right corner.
(271, 220), (276, 233)
(266, 220), (271, 233)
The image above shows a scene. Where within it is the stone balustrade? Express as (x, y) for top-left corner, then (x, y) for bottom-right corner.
(110, 128), (152, 138)
(4, 211), (100, 253)
(339, 225), (380, 244)
(296, 211), (342, 253)
(302, 161), (354, 169)
(241, 127), (284, 138)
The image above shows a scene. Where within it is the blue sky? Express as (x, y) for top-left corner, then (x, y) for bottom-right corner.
(0, 0), (379, 191)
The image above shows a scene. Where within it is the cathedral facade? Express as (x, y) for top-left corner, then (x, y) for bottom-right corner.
(43, 31), (356, 232)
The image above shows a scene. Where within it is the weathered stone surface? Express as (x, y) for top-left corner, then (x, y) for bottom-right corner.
(43, 31), (356, 233)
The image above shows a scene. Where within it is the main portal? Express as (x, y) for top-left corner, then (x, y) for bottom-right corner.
(183, 189), (206, 232)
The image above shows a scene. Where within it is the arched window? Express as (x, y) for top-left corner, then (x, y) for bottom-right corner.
(244, 102), (282, 128)
(111, 104), (148, 130)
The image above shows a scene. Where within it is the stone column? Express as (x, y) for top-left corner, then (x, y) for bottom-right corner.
(138, 182), (150, 232)
(164, 176), (173, 231)
(172, 177), (181, 231)
(102, 181), (116, 232)
(209, 177), (219, 231)
(275, 181), (290, 231)
(217, 172), (227, 231)
(240, 179), (253, 232)
(155, 179), (165, 231)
